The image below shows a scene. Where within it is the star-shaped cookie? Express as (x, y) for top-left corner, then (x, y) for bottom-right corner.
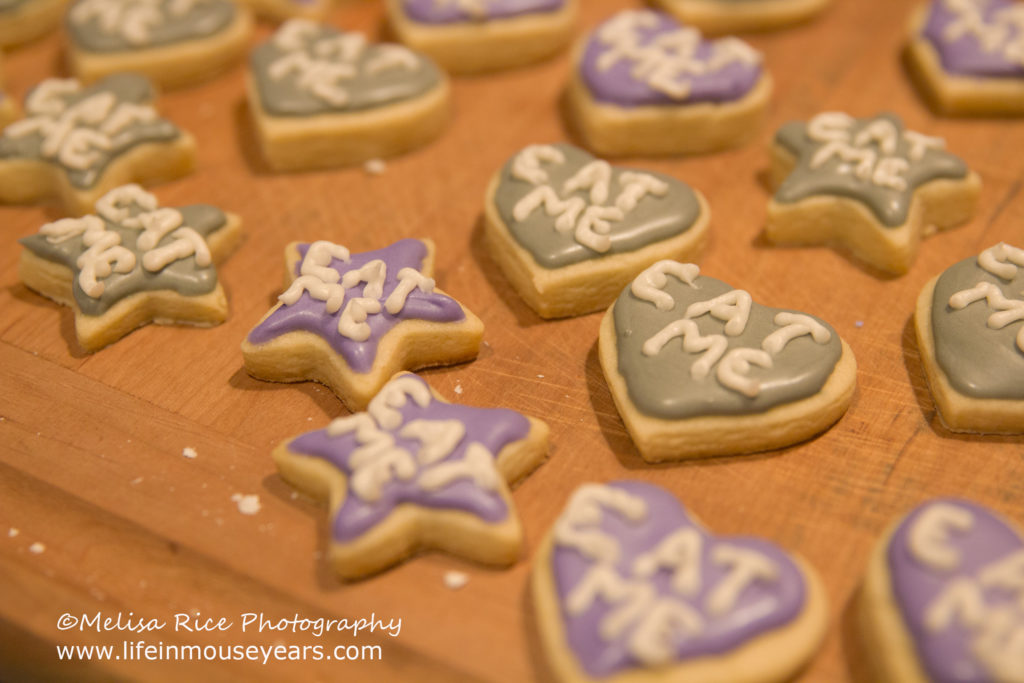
(766, 111), (981, 274)
(274, 372), (549, 579)
(19, 184), (242, 352)
(242, 238), (483, 411)
(0, 73), (195, 215)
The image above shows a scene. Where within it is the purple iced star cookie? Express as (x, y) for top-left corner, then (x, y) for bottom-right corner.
(274, 372), (549, 579)
(242, 238), (483, 411)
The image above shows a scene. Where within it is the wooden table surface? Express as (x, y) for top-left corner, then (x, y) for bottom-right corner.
(2, 0), (1023, 681)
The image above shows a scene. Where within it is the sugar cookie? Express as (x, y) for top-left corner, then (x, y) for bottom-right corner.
(0, 0), (67, 48)
(65, 0), (253, 89)
(242, 238), (483, 412)
(484, 143), (710, 318)
(385, 0), (578, 74)
(247, 19), (449, 171)
(907, 0), (1024, 115)
(274, 372), (549, 579)
(651, 0), (832, 35)
(533, 480), (828, 683)
(767, 111), (981, 274)
(0, 74), (195, 216)
(599, 261), (856, 461)
(859, 498), (1024, 682)
(565, 9), (772, 157)
(915, 242), (1024, 433)
(18, 184), (241, 352)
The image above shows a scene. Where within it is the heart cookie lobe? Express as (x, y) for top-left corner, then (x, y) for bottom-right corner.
(565, 9), (772, 157)
(533, 481), (828, 683)
(484, 143), (709, 318)
(247, 19), (449, 171)
(861, 498), (1024, 682)
(599, 261), (856, 460)
(916, 242), (1024, 433)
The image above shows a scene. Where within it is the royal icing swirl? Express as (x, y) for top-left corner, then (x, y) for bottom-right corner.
(579, 10), (763, 107)
(774, 112), (968, 227)
(550, 481), (806, 677)
(0, 74), (180, 190)
(493, 144), (702, 268)
(246, 239), (465, 374)
(886, 498), (1024, 682)
(251, 20), (441, 117)
(613, 262), (841, 418)
(286, 374), (531, 542)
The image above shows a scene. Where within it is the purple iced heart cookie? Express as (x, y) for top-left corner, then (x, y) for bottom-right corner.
(533, 481), (828, 682)
(566, 9), (772, 157)
(861, 498), (1024, 682)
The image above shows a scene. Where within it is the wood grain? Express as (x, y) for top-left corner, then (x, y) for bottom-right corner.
(1, 0), (1023, 680)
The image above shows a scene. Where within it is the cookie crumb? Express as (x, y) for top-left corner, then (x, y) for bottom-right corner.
(8, 528), (19, 538)
(364, 158), (387, 176)
(131, 476), (144, 485)
(182, 446), (198, 459)
(454, 383), (463, 395)
(443, 571), (469, 590)
(29, 542), (45, 554)
(537, 374), (545, 379)
(855, 320), (864, 328)
(231, 493), (261, 515)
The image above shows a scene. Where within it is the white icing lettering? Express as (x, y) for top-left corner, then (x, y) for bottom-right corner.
(978, 243), (1024, 281)
(642, 319), (728, 380)
(908, 502), (975, 571)
(338, 297), (382, 343)
(630, 261), (700, 311)
(511, 145), (566, 185)
(632, 528), (703, 597)
(553, 484), (648, 564)
(399, 418), (465, 466)
(368, 375), (432, 430)
(715, 348), (773, 399)
(949, 282), (1024, 354)
(705, 544), (778, 616)
(416, 442), (500, 492)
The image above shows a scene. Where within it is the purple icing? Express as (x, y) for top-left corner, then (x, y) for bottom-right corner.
(580, 11), (762, 107)
(402, 0), (563, 23)
(246, 239), (465, 374)
(287, 374), (531, 542)
(923, 0), (1024, 78)
(887, 498), (1024, 683)
(551, 481), (806, 677)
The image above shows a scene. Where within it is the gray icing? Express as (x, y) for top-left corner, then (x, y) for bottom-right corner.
(250, 21), (442, 117)
(494, 144), (701, 269)
(613, 272), (842, 418)
(773, 113), (968, 227)
(20, 203), (226, 316)
(66, 0), (236, 52)
(0, 73), (180, 190)
(931, 250), (1024, 400)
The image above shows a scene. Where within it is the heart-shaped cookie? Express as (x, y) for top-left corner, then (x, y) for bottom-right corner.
(484, 143), (709, 318)
(247, 19), (449, 170)
(65, 0), (252, 89)
(599, 261), (856, 460)
(565, 9), (772, 156)
(533, 481), (828, 683)
(907, 0), (1024, 115)
(860, 498), (1024, 682)
(386, 0), (578, 75)
(650, 0), (832, 35)
(915, 242), (1024, 433)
